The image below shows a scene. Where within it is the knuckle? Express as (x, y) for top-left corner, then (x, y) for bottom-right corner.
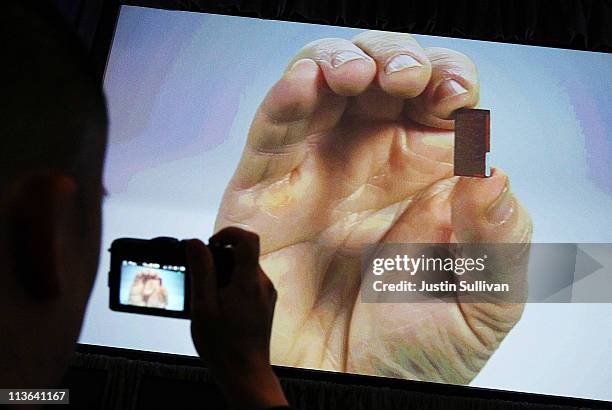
(237, 231), (260, 260)
(299, 38), (371, 66)
(426, 47), (477, 73)
(259, 272), (277, 294)
(242, 229), (260, 245)
(267, 278), (277, 294)
(353, 31), (419, 50)
(303, 37), (353, 54)
(516, 203), (534, 244)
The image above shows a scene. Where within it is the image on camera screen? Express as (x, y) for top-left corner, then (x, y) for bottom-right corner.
(119, 260), (186, 311)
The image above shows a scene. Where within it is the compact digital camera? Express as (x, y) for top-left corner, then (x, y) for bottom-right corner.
(108, 236), (233, 319)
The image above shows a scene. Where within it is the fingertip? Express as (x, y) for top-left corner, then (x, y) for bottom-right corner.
(301, 37), (378, 96)
(429, 77), (479, 120)
(210, 226), (255, 245)
(452, 169), (532, 243)
(287, 57), (319, 74)
(454, 168), (508, 211)
(185, 238), (208, 259)
(185, 238), (214, 278)
(262, 58), (322, 123)
(324, 56), (376, 96)
(210, 227), (260, 264)
(379, 59), (431, 99)
(426, 48), (479, 121)
(406, 47), (480, 128)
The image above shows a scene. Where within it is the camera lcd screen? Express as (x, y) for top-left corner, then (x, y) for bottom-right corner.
(119, 260), (186, 312)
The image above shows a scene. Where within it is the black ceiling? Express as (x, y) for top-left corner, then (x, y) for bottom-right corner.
(125, 0), (612, 52)
(51, 0), (612, 54)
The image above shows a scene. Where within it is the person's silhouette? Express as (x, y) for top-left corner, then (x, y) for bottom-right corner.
(0, 2), (288, 408)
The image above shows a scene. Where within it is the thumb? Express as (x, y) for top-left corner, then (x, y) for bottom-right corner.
(185, 239), (217, 315)
(451, 168), (532, 244)
(451, 168), (533, 303)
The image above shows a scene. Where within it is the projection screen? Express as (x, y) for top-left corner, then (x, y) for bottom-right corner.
(80, 5), (612, 402)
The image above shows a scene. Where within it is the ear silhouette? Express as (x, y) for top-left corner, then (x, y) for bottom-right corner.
(7, 171), (77, 300)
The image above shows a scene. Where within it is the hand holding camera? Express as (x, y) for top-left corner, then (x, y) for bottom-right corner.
(108, 227), (287, 407)
(109, 232), (236, 318)
(186, 228), (287, 408)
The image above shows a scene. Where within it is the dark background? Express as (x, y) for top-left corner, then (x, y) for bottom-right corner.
(53, 0), (612, 55)
(46, 1), (612, 408)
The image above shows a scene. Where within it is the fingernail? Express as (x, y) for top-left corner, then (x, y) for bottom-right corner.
(487, 184), (515, 224)
(331, 51), (368, 68)
(289, 58), (318, 74)
(385, 54), (422, 74)
(433, 79), (468, 103)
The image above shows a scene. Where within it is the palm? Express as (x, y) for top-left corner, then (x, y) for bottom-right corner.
(215, 32), (529, 383)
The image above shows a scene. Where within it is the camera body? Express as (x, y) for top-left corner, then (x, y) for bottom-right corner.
(108, 236), (235, 319)
(108, 237), (191, 319)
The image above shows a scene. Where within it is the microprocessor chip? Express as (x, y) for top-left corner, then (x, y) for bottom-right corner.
(454, 108), (490, 177)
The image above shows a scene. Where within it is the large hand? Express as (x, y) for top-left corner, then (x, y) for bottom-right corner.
(215, 31), (533, 384)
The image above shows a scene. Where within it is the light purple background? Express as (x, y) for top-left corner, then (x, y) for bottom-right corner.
(80, 6), (612, 401)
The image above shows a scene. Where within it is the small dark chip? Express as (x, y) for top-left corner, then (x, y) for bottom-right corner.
(454, 108), (490, 177)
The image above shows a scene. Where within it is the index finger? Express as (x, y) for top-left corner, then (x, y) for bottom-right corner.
(352, 31), (432, 99)
(233, 39), (377, 189)
(185, 239), (218, 315)
(210, 227), (259, 270)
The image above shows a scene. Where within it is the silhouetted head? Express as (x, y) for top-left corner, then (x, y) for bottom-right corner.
(0, 1), (108, 388)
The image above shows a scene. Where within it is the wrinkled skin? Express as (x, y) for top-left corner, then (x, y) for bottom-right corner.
(215, 31), (533, 384)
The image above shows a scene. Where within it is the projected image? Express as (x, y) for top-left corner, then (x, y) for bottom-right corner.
(80, 5), (612, 402)
(214, 32), (529, 384)
(119, 261), (186, 311)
